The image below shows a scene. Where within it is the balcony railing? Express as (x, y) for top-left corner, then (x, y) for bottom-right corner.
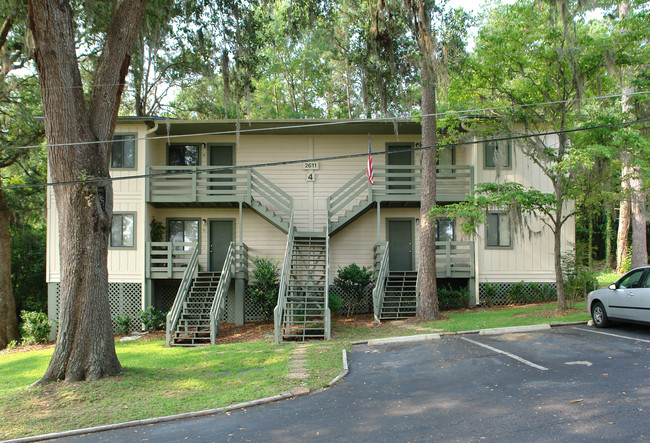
(146, 242), (197, 279)
(435, 240), (475, 278)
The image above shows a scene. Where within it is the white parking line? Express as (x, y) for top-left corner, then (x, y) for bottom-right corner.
(460, 337), (549, 371)
(572, 327), (650, 343)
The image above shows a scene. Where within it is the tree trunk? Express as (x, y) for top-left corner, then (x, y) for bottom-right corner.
(605, 203), (615, 269)
(28, 0), (147, 383)
(630, 173), (647, 268)
(554, 187), (567, 310)
(0, 182), (20, 349)
(617, 166), (631, 273)
(404, 0), (438, 320)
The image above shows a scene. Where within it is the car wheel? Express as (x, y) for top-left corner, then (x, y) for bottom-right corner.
(591, 301), (610, 328)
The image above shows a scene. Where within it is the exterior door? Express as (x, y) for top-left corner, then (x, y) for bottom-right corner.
(209, 220), (234, 272)
(387, 219), (414, 271)
(209, 144), (234, 191)
(387, 144), (413, 190)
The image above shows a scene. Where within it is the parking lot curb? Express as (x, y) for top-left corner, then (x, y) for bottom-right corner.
(479, 324), (551, 335)
(367, 333), (441, 346)
(328, 349), (349, 387)
(549, 321), (589, 327)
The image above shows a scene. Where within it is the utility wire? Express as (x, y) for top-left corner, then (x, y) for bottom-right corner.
(4, 90), (650, 152)
(2, 117), (648, 191)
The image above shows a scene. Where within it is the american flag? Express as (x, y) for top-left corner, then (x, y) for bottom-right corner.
(367, 136), (374, 184)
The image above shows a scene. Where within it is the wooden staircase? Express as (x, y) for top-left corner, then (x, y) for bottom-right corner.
(170, 272), (221, 346)
(380, 271), (417, 319)
(279, 235), (328, 341)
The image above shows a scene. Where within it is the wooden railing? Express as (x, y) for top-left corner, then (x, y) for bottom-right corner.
(146, 242), (197, 279)
(372, 242), (390, 323)
(324, 225), (331, 340)
(327, 165), (473, 230)
(165, 244), (199, 346)
(435, 240), (475, 278)
(274, 212), (295, 344)
(210, 242), (242, 344)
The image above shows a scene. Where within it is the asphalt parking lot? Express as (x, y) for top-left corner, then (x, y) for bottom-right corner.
(54, 325), (649, 442)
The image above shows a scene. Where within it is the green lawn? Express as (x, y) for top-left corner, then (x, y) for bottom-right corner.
(0, 301), (591, 440)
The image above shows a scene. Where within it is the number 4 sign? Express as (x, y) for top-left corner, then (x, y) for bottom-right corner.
(306, 173), (315, 182)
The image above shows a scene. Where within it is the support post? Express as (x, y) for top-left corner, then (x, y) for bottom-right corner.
(377, 202), (381, 242)
(238, 201), (243, 244)
(235, 278), (245, 326)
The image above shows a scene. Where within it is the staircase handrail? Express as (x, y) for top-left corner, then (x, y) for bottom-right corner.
(327, 170), (369, 224)
(372, 241), (390, 323)
(166, 243), (200, 346)
(250, 169), (294, 221)
(209, 242), (237, 344)
(274, 212), (295, 344)
(324, 224), (331, 340)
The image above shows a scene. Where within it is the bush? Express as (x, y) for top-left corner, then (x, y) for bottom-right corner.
(20, 311), (51, 345)
(334, 264), (373, 316)
(115, 315), (132, 335)
(138, 306), (166, 332)
(328, 293), (343, 316)
(438, 284), (469, 311)
(250, 257), (280, 320)
(483, 283), (498, 306)
(563, 251), (598, 306)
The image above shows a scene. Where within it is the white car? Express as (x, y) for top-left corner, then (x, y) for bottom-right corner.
(588, 267), (650, 328)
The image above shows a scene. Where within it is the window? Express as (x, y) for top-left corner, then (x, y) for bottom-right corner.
(111, 134), (136, 169)
(618, 269), (646, 289)
(486, 212), (511, 248)
(168, 144), (199, 167)
(168, 219), (199, 250)
(110, 213), (135, 248)
(484, 139), (511, 168)
(437, 147), (455, 166)
(435, 218), (454, 241)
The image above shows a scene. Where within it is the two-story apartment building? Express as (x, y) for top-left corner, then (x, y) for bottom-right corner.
(46, 118), (574, 345)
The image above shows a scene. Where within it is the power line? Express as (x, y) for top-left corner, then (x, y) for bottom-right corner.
(4, 90), (650, 152)
(2, 117), (647, 191)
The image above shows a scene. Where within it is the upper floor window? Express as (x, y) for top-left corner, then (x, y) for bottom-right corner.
(437, 147), (455, 166)
(110, 213), (135, 248)
(435, 218), (454, 241)
(484, 139), (511, 169)
(168, 144), (200, 167)
(111, 134), (136, 169)
(486, 212), (511, 248)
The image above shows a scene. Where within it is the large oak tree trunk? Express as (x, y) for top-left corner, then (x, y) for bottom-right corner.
(0, 182), (20, 349)
(630, 173), (647, 268)
(28, 0), (147, 383)
(617, 166), (631, 272)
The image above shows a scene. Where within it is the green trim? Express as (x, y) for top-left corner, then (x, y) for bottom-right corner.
(109, 212), (136, 249)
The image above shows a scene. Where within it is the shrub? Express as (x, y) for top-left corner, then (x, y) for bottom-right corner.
(115, 315), (132, 335)
(334, 264), (373, 316)
(328, 293), (343, 317)
(563, 251), (598, 307)
(508, 281), (529, 304)
(483, 283), (498, 306)
(149, 218), (165, 242)
(438, 284), (469, 311)
(20, 311), (51, 345)
(250, 257), (280, 320)
(138, 306), (166, 332)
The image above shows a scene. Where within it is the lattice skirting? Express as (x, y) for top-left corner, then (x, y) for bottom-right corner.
(478, 282), (557, 306)
(51, 282), (143, 333)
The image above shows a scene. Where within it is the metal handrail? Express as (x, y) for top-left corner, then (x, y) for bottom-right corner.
(165, 244), (200, 346)
(372, 242), (390, 323)
(274, 212), (295, 344)
(209, 242), (237, 344)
